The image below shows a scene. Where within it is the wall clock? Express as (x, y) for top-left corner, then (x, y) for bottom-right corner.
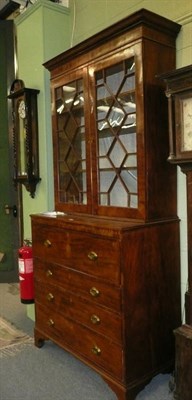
(8, 79), (41, 198)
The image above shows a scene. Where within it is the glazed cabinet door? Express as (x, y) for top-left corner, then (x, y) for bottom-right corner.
(52, 69), (92, 214)
(52, 48), (144, 218)
(89, 48), (144, 219)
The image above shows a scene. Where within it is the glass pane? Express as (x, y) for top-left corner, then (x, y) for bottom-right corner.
(99, 171), (116, 192)
(18, 117), (27, 176)
(106, 63), (124, 95)
(110, 180), (129, 207)
(95, 57), (137, 209)
(120, 169), (138, 194)
(55, 78), (86, 204)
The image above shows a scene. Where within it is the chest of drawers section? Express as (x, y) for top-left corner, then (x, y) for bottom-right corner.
(31, 214), (124, 384)
(31, 214), (181, 400)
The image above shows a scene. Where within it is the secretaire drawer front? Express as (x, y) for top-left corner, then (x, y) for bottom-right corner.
(35, 304), (123, 380)
(32, 225), (120, 283)
(35, 280), (122, 343)
(34, 260), (121, 312)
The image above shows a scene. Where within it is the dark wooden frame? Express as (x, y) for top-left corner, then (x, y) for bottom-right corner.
(8, 86), (41, 198)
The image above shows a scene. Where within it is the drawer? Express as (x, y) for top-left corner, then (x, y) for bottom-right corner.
(35, 280), (122, 344)
(32, 224), (120, 284)
(35, 303), (123, 380)
(34, 259), (121, 313)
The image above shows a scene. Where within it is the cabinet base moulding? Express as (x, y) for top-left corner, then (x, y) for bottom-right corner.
(34, 327), (174, 400)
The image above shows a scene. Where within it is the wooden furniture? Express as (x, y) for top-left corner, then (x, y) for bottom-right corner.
(31, 9), (181, 400)
(161, 65), (192, 400)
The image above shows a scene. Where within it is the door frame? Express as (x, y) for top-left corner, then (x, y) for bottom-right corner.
(0, 20), (23, 283)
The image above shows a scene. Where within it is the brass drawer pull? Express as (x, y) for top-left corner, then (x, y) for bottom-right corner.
(46, 269), (53, 277)
(47, 293), (54, 302)
(91, 345), (101, 355)
(48, 318), (54, 327)
(90, 314), (100, 325)
(44, 239), (52, 248)
(89, 287), (100, 297)
(88, 251), (98, 261)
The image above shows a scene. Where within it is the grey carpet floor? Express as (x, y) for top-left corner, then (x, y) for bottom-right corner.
(0, 283), (174, 400)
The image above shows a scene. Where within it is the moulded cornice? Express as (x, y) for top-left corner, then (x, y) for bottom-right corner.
(175, 12), (192, 25)
(15, 0), (70, 26)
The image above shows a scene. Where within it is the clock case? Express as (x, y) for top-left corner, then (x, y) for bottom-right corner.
(8, 83), (41, 198)
(161, 65), (192, 400)
(161, 65), (192, 167)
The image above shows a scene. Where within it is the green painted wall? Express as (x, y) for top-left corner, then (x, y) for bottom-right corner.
(69, 0), (192, 46)
(15, 0), (192, 319)
(15, 0), (71, 241)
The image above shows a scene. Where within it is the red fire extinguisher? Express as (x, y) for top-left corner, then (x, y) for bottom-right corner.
(18, 240), (34, 304)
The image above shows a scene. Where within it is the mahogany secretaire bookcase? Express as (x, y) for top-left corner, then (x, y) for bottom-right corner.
(31, 9), (181, 400)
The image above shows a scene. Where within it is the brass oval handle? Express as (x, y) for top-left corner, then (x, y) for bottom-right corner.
(47, 293), (54, 302)
(88, 251), (98, 261)
(44, 239), (52, 248)
(91, 345), (101, 355)
(48, 318), (54, 326)
(89, 287), (100, 297)
(90, 314), (100, 325)
(46, 269), (53, 277)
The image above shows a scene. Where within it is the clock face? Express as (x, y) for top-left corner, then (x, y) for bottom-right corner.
(18, 99), (26, 119)
(181, 97), (192, 152)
